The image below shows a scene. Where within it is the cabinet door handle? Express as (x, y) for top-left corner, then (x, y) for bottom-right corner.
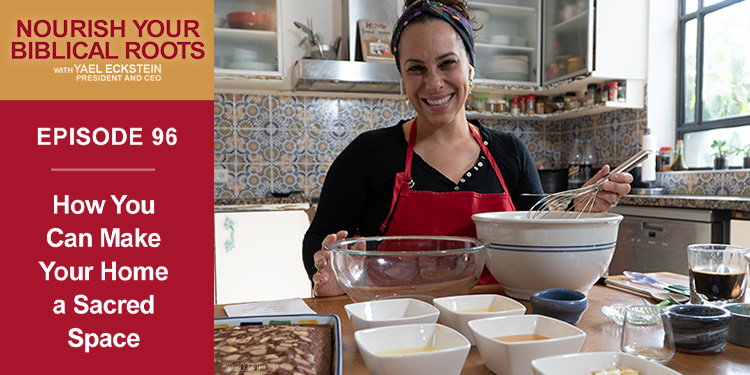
(642, 222), (664, 232)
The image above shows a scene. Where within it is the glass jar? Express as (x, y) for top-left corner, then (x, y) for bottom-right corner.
(585, 84), (597, 106)
(498, 100), (508, 113)
(510, 98), (521, 114)
(617, 81), (626, 102)
(659, 146), (672, 171)
(536, 97), (545, 114)
(488, 100), (498, 113)
(465, 94), (475, 111)
(607, 82), (618, 102)
(526, 95), (536, 114)
(598, 83), (607, 103)
(563, 92), (577, 110)
(474, 97), (488, 112)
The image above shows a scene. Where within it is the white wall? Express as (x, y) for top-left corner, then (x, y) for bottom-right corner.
(214, 210), (312, 304)
(647, 1), (679, 150)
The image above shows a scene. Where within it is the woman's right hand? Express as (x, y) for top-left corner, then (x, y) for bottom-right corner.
(312, 230), (348, 297)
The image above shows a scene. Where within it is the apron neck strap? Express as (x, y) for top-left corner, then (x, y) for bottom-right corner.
(403, 117), (510, 195)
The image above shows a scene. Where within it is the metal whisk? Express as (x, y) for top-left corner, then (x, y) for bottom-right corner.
(525, 150), (652, 219)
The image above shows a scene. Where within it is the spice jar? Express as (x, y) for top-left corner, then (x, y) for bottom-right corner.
(488, 100), (498, 113)
(563, 92), (577, 110)
(659, 146), (672, 172)
(526, 95), (536, 114)
(617, 81), (626, 102)
(474, 96), (488, 112)
(536, 97), (545, 114)
(598, 83), (607, 103)
(510, 98), (521, 114)
(585, 84), (597, 106)
(607, 82), (618, 102)
(498, 99), (508, 113)
(465, 94), (475, 111)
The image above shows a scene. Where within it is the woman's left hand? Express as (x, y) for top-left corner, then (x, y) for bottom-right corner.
(575, 164), (633, 213)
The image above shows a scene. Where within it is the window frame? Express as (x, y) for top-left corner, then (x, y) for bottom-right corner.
(676, 0), (750, 140)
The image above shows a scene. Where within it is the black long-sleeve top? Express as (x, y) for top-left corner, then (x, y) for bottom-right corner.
(302, 119), (544, 281)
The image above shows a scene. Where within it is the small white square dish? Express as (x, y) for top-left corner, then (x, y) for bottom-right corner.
(354, 323), (470, 375)
(468, 315), (586, 375)
(531, 351), (682, 375)
(433, 294), (526, 345)
(344, 298), (440, 331)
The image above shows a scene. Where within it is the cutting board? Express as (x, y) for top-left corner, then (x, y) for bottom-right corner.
(605, 272), (690, 302)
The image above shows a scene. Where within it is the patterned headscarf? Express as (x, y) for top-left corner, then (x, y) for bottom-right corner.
(391, 0), (475, 72)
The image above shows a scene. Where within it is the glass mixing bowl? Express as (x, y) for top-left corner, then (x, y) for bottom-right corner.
(325, 236), (485, 302)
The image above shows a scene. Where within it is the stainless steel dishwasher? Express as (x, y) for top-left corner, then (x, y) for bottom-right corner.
(608, 206), (730, 276)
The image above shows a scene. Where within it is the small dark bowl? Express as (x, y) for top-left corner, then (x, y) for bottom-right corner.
(530, 288), (588, 325)
(667, 304), (731, 354)
(724, 303), (750, 347)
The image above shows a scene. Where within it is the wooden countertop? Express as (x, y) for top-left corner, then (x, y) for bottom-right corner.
(215, 274), (750, 375)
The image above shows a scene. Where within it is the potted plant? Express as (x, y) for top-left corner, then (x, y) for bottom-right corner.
(710, 140), (729, 170)
(731, 144), (750, 169)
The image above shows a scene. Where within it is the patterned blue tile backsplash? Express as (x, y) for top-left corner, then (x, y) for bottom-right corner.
(214, 92), (746, 198)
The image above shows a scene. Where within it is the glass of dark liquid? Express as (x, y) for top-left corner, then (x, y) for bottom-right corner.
(687, 244), (749, 306)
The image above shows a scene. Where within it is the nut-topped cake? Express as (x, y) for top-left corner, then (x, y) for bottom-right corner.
(214, 324), (333, 375)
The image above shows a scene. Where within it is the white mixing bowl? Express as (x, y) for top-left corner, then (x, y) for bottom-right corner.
(472, 211), (623, 300)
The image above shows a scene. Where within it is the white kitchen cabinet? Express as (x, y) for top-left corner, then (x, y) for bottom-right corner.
(471, 0), (540, 85)
(214, 0), (336, 90)
(214, 0), (283, 81)
(470, 0), (648, 118)
(542, 0), (647, 85)
(214, 208), (312, 304)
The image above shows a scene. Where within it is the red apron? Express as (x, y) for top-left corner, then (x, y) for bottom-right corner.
(380, 118), (516, 284)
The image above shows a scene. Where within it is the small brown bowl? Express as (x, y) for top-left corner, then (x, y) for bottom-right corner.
(226, 11), (271, 30)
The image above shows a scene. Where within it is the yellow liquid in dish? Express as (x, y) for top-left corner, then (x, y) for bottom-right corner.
(494, 334), (550, 342)
(377, 346), (439, 355)
(455, 308), (500, 313)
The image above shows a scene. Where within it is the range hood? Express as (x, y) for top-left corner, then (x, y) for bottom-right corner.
(291, 59), (400, 93)
(290, 0), (401, 93)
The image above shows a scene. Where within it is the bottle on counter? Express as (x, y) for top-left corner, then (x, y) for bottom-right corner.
(567, 139), (585, 190)
(671, 140), (689, 171)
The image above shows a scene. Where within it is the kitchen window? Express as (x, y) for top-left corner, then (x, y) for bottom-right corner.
(677, 0), (750, 168)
